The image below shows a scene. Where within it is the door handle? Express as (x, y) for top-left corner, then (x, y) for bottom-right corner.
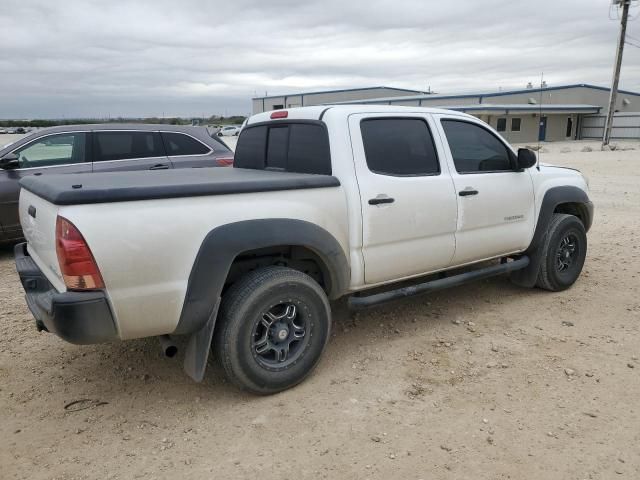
(368, 195), (395, 205)
(459, 188), (479, 197)
(149, 164), (170, 170)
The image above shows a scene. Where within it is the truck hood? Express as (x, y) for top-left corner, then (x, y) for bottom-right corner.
(539, 162), (582, 174)
(538, 163), (589, 190)
(540, 162), (574, 169)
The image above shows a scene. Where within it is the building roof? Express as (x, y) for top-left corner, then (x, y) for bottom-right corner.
(252, 86), (426, 100)
(443, 104), (602, 113)
(328, 83), (640, 105)
(248, 104), (602, 125)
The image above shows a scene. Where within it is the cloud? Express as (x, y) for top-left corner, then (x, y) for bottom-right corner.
(0, 0), (638, 118)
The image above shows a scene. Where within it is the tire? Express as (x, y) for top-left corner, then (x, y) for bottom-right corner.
(536, 213), (587, 292)
(214, 266), (331, 394)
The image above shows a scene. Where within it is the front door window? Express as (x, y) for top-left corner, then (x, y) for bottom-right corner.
(14, 133), (87, 168)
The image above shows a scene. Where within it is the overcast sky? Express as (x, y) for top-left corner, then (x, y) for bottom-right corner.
(1, 0), (639, 118)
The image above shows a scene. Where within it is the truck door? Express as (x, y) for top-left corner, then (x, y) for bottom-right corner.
(348, 113), (458, 285)
(435, 115), (535, 265)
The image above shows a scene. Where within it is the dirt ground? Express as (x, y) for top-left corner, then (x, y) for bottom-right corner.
(1, 140), (639, 480)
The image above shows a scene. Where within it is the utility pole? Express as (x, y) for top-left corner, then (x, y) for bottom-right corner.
(603, 0), (631, 148)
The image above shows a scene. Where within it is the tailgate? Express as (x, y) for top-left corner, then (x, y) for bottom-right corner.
(18, 189), (66, 292)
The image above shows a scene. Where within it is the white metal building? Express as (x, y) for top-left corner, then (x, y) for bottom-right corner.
(252, 84), (640, 143)
(330, 84), (640, 143)
(579, 112), (640, 140)
(252, 86), (427, 114)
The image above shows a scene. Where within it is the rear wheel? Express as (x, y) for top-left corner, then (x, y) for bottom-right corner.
(536, 213), (587, 291)
(214, 266), (331, 394)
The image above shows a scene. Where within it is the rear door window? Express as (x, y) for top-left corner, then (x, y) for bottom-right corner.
(93, 131), (164, 162)
(13, 133), (87, 168)
(161, 132), (211, 156)
(360, 118), (440, 176)
(234, 122), (331, 175)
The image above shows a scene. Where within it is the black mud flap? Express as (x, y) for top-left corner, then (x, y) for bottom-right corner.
(183, 298), (220, 382)
(509, 242), (545, 288)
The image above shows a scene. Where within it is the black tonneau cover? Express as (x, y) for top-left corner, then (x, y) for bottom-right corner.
(20, 168), (340, 206)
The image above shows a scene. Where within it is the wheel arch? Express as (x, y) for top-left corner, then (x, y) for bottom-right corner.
(174, 218), (349, 337)
(225, 244), (336, 298)
(553, 201), (593, 232)
(530, 186), (593, 250)
(511, 186), (593, 288)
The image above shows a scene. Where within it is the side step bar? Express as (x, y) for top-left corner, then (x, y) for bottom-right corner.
(348, 256), (530, 310)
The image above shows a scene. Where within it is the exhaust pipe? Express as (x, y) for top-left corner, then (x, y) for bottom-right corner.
(159, 335), (178, 358)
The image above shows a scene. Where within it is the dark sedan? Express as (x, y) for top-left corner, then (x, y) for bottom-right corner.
(0, 124), (234, 243)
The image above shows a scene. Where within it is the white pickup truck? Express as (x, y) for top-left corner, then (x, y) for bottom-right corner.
(15, 106), (593, 394)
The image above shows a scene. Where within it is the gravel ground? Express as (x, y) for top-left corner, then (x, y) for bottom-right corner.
(1, 140), (639, 480)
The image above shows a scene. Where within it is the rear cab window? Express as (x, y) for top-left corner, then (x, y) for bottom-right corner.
(234, 121), (331, 175)
(266, 127), (288, 169)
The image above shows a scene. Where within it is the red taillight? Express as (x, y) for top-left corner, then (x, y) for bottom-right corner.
(270, 110), (288, 119)
(215, 156), (234, 167)
(55, 216), (105, 290)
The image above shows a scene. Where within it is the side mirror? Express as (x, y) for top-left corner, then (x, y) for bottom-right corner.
(0, 152), (20, 170)
(516, 148), (537, 170)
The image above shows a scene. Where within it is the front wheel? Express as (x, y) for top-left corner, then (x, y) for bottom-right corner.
(214, 266), (331, 394)
(536, 213), (587, 291)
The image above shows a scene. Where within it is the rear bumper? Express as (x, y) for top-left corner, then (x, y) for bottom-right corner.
(14, 242), (118, 344)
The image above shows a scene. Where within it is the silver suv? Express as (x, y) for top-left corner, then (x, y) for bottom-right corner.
(0, 124), (234, 243)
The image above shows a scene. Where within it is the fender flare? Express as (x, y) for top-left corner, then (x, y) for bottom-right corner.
(511, 186), (594, 288)
(175, 218), (350, 336)
(175, 219), (350, 381)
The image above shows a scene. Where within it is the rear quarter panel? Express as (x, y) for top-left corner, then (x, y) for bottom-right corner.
(65, 187), (349, 340)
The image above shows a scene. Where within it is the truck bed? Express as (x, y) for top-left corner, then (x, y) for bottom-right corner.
(19, 168), (340, 205)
